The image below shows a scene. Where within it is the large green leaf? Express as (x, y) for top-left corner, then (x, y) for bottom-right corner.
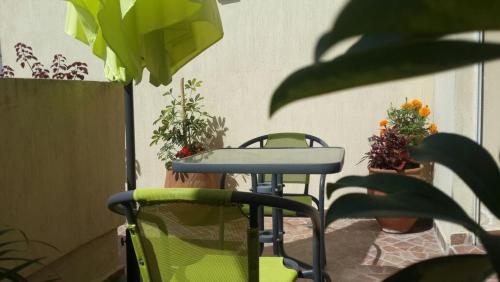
(384, 255), (493, 282)
(0, 267), (26, 282)
(0, 228), (14, 237)
(270, 40), (500, 115)
(315, 0), (500, 60)
(410, 133), (500, 218)
(326, 190), (478, 233)
(326, 174), (480, 231)
(0, 257), (43, 281)
(480, 234), (500, 275)
(327, 173), (500, 273)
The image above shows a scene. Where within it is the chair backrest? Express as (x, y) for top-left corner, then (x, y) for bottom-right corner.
(108, 188), (322, 282)
(241, 133), (329, 185)
(119, 188), (257, 282)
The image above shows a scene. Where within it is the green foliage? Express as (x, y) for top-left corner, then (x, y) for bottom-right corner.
(269, 0), (500, 115)
(327, 133), (500, 278)
(384, 255), (493, 282)
(269, 40), (500, 115)
(150, 78), (212, 168)
(410, 134), (500, 219)
(268, 0), (500, 279)
(0, 226), (59, 281)
(387, 99), (432, 145)
(362, 98), (435, 170)
(314, 0), (500, 61)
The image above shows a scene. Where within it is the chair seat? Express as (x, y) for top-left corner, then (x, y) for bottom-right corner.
(242, 195), (314, 217)
(174, 255), (297, 281)
(260, 257), (298, 282)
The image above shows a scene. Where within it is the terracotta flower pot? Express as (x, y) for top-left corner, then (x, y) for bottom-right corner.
(368, 165), (425, 233)
(164, 169), (221, 189)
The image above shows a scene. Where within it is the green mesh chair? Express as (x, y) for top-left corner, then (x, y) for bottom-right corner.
(108, 188), (323, 281)
(222, 133), (329, 231)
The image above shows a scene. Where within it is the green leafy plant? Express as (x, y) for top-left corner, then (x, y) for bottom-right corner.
(268, 0), (500, 280)
(150, 78), (212, 168)
(0, 226), (59, 281)
(386, 98), (436, 146)
(361, 98), (438, 171)
(328, 133), (500, 280)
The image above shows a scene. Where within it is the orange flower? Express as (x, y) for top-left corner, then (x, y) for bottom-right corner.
(411, 99), (422, 109)
(379, 119), (388, 127)
(429, 123), (438, 134)
(379, 128), (386, 136)
(419, 105), (431, 117)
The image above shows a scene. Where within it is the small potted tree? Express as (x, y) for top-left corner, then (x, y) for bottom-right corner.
(151, 78), (219, 188)
(363, 98), (438, 232)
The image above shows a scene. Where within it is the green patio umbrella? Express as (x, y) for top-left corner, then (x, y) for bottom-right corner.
(65, 0), (223, 86)
(64, 1), (223, 279)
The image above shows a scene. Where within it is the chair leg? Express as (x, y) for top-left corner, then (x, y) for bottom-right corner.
(258, 205), (265, 255)
(319, 174), (326, 267)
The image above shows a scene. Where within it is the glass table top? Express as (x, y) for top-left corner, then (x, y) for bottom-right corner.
(172, 147), (345, 174)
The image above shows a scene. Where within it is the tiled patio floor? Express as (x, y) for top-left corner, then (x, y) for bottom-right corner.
(263, 218), (442, 281)
(269, 218), (498, 282)
(111, 218), (498, 281)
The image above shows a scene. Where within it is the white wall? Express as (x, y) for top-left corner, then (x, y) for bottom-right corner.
(1, 0), (442, 229)
(131, 0), (436, 206)
(480, 31), (500, 231)
(433, 63), (479, 245)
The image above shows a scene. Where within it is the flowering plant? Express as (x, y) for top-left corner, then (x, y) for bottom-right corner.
(150, 78), (212, 168)
(363, 98), (437, 171)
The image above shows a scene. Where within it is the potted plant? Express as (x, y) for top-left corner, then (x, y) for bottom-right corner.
(362, 98), (438, 233)
(150, 78), (219, 188)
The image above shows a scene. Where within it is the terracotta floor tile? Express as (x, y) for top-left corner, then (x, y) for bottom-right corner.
(279, 218), (451, 281)
(260, 218), (495, 281)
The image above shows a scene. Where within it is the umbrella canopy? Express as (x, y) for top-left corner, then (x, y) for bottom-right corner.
(65, 0), (223, 86)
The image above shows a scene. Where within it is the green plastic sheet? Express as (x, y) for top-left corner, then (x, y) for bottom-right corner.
(65, 0), (223, 86)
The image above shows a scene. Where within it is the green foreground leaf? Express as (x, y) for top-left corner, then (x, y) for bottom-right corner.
(326, 174), (481, 231)
(270, 40), (500, 115)
(327, 173), (500, 273)
(325, 174), (480, 231)
(326, 189), (478, 233)
(315, 0), (500, 60)
(411, 133), (500, 219)
(384, 255), (493, 282)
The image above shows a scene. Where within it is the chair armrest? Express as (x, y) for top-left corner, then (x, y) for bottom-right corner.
(107, 190), (136, 223)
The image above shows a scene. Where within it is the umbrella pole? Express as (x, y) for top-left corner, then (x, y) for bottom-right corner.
(124, 83), (140, 281)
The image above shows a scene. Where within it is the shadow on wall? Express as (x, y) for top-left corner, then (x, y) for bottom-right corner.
(205, 116), (248, 190)
(206, 116), (229, 149)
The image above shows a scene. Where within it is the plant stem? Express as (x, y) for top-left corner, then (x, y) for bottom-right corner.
(180, 77), (188, 146)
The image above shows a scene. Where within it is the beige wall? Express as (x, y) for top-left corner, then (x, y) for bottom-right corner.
(131, 0), (436, 205)
(0, 0), (436, 202)
(10, 0), (500, 253)
(432, 32), (500, 244)
(433, 62), (479, 245)
(0, 79), (125, 280)
(480, 31), (500, 231)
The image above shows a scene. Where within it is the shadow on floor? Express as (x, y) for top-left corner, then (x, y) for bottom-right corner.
(265, 220), (400, 281)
